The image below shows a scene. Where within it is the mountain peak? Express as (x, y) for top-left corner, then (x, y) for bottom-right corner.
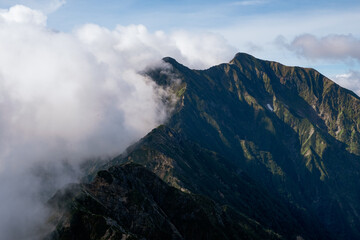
(229, 52), (266, 67)
(162, 56), (178, 65)
(230, 52), (257, 62)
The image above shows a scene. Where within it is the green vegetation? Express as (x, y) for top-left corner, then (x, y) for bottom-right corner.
(48, 53), (360, 240)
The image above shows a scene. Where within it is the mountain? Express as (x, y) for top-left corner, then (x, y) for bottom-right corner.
(48, 53), (360, 239)
(46, 163), (282, 240)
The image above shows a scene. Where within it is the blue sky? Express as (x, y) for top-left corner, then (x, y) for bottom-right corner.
(42, 1), (360, 31)
(0, 0), (360, 93)
(23, 0), (360, 33)
(0, 0), (358, 32)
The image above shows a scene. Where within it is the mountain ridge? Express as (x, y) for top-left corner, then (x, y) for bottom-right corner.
(48, 52), (360, 239)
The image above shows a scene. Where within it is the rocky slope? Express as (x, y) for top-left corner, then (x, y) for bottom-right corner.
(48, 53), (360, 239)
(46, 163), (282, 240)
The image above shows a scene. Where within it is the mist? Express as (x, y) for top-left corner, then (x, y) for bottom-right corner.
(0, 5), (236, 239)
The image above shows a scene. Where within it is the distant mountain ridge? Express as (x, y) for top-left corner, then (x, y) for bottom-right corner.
(48, 53), (360, 239)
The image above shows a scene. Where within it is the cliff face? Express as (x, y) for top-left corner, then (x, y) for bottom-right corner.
(48, 53), (360, 239)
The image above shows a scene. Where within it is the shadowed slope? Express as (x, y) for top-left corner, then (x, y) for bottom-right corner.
(47, 163), (282, 240)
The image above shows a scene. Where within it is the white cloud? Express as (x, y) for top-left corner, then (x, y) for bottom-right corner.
(0, 4), (46, 25)
(0, 5), (236, 239)
(214, 7), (360, 68)
(284, 34), (360, 62)
(333, 71), (360, 96)
(170, 30), (236, 68)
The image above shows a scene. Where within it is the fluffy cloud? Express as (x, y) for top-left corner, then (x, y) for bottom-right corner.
(282, 34), (360, 62)
(333, 71), (360, 96)
(276, 34), (360, 95)
(0, 4), (46, 25)
(0, 5), (236, 239)
(170, 30), (236, 68)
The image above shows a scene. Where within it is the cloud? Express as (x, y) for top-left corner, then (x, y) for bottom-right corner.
(170, 30), (236, 68)
(230, 0), (270, 6)
(333, 71), (360, 96)
(213, 7), (360, 73)
(0, 5), (236, 239)
(46, 0), (66, 13)
(0, 4), (46, 25)
(281, 34), (360, 62)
